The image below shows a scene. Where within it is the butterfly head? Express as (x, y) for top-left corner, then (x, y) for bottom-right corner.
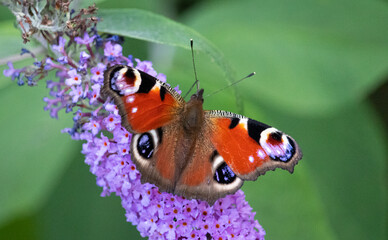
(190, 88), (204, 103)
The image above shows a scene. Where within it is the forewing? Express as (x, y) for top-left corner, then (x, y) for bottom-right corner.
(206, 110), (302, 180)
(102, 65), (184, 133)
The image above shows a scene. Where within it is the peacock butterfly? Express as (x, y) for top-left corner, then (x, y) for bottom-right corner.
(102, 65), (302, 205)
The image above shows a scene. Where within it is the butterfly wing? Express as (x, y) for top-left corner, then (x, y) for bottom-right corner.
(103, 65), (185, 191)
(102, 65), (184, 133)
(206, 110), (302, 181)
(175, 109), (302, 204)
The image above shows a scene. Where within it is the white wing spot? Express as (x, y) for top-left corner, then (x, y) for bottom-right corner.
(257, 149), (266, 159)
(132, 107), (138, 113)
(126, 96), (135, 103)
(239, 118), (249, 130)
(249, 155), (254, 163)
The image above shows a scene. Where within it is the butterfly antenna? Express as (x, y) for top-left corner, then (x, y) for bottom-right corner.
(183, 39), (200, 99)
(205, 72), (256, 98)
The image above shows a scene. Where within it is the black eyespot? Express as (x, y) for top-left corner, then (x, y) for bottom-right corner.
(137, 133), (154, 159)
(214, 162), (236, 184)
(270, 131), (283, 142)
(124, 67), (136, 80)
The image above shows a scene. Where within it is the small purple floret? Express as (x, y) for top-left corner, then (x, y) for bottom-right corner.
(104, 41), (122, 59)
(52, 36), (66, 53)
(90, 63), (106, 83)
(69, 85), (84, 103)
(57, 56), (68, 64)
(3, 62), (18, 80)
(74, 32), (96, 45)
(65, 69), (82, 86)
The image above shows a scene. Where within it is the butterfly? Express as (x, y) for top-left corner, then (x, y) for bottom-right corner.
(102, 65), (302, 205)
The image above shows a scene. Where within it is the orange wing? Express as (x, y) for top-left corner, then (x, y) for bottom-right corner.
(206, 110), (302, 180)
(102, 65), (184, 133)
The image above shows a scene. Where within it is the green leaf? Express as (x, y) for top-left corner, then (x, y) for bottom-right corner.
(247, 102), (387, 240)
(72, 0), (107, 9)
(97, 8), (243, 112)
(0, 20), (27, 62)
(0, 83), (78, 227)
(252, 101), (387, 240)
(0, 215), (37, 240)
(243, 167), (336, 240)
(0, 5), (15, 21)
(182, 0), (388, 115)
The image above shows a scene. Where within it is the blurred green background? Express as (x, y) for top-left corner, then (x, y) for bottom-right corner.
(0, 0), (387, 239)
